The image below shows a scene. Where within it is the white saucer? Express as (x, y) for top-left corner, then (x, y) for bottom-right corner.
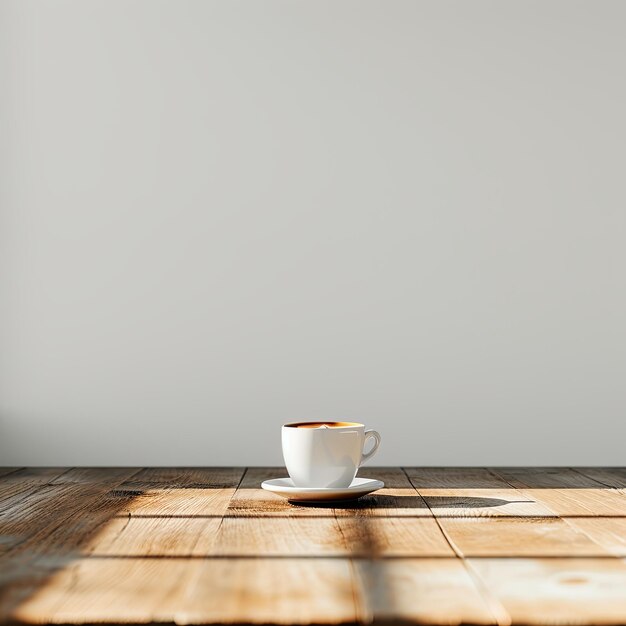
(261, 477), (384, 502)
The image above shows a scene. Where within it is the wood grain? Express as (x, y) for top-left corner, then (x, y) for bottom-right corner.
(559, 518), (626, 557)
(574, 468), (626, 490)
(405, 467), (513, 489)
(12, 557), (199, 625)
(2, 467), (626, 626)
(439, 517), (611, 557)
(214, 515), (453, 557)
(353, 558), (503, 625)
(0, 467), (71, 509)
(13, 558), (359, 625)
(0, 468), (142, 621)
(0, 468), (140, 557)
(469, 557), (626, 625)
(179, 558), (358, 625)
(88, 467), (245, 557)
(491, 468), (626, 516)
(0, 468), (21, 480)
(119, 466), (245, 516)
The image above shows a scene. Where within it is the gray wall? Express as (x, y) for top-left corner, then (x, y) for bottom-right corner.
(1, 0), (625, 466)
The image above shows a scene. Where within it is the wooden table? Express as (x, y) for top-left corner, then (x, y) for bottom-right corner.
(1, 467), (626, 625)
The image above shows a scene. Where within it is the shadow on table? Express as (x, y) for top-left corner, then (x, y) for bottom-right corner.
(292, 494), (521, 509)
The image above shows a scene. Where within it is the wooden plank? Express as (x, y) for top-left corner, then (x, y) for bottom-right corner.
(469, 557), (626, 625)
(10, 557), (197, 625)
(14, 557), (359, 625)
(4, 468), (245, 624)
(214, 515), (349, 556)
(214, 515), (453, 557)
(11, 479), (141, 559)
(14, 559), (510, 624)
(491, 468), (626, 516)
(179, 558), (358, 625)
(0, 469), (141, 559)
(406, 468), (557, 518)
(0, 467), (71, 509)
(0, 468), (22, 480)
(0, 468), (243, 554)
(87, 516), (223, 557)
(439, 517), (612, 557)
(117, 466), (244, 516)
(15, 558), (504, 625)
(405, 467), (514, 489)
(88, 468), (245, 558)
(353, 558), (502, 625)
(334, 517), (453, 557)
(123, 466), (244, 489)
(49, 467), (140, 484)
(5, 467), (626, 626)
(0, 467), (143, 623)
(573, 468), (626, 490)
(493, 467), (620, 489)
(0, 468), (141, 557)
(561, 518), (626, 557)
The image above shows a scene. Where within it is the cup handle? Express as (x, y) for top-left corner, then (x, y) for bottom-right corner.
(360, 429), (381, 465)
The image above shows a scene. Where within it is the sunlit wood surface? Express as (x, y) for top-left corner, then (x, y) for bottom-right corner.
(1, 467), (626, 625)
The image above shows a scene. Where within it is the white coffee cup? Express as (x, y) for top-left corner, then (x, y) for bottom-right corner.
(282, 421), (382, 488)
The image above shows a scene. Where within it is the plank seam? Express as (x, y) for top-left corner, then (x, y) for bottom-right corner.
(0, 468), (26, 480)
(571, 467), (626, 492)
(201, 467), (248, 556)
(0, 467), (148, 623)
(44, 553), (626, 560)
(401, 467), (510, 626)
(3, 467), (145, 559)
(332, 507), (362, 623)
(488, 468), (625, 556)
(0, 467), (75, 511)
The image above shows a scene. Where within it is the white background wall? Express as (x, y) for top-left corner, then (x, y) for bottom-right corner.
(1, 0), (625, 466)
